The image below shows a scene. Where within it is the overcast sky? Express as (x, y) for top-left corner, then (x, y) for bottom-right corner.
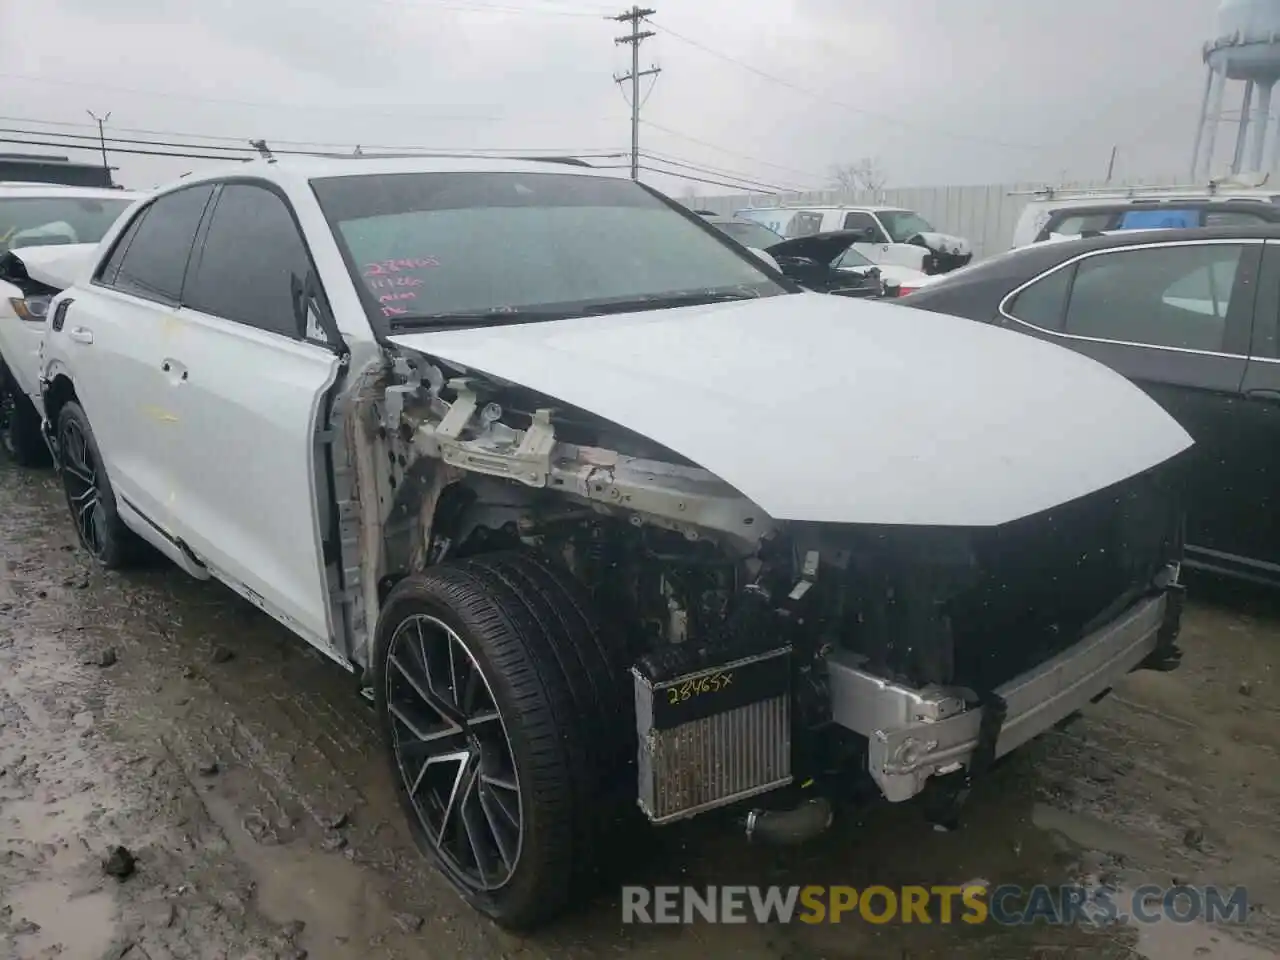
(0, 0), (1225, 197)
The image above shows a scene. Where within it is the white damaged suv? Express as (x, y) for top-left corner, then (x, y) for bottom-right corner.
(40, 156), (1190, 929)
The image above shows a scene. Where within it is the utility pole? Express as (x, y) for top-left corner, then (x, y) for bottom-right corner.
(86, 109), (111, 173)
(612, 6), (659, 181)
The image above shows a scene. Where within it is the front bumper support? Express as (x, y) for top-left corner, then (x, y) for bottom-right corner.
(825, 589), (1174, 802)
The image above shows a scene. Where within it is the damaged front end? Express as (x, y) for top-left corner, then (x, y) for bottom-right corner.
(351, 349), (1185, 828)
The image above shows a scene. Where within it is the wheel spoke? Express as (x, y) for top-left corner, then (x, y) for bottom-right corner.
(390, 653), (464, 727)
(64, 463), (94, 487)
(436, 753), (475, 850)
(478, 785), (516, 870)
(457, 764), (490, 886)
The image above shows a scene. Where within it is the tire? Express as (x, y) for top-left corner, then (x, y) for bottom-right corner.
(55, 401), (146, 568)
(373, 550), (633, 930)
(2, 383), (51, 467)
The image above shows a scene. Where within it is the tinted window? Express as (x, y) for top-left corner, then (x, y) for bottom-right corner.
(96, 208), (146, 286)
(113, 185), (213, 303)
(1064, 244), (1247, 353)
(185, 184), (311, 338)
(1007, 265), (1072, 330)
(841, 212), (882, 239)
(312, 172), (784, 329)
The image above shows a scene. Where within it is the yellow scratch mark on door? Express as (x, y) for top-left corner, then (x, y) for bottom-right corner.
(141, 405), (179, 423)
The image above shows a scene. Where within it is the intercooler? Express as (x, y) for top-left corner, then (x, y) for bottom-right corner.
(633, 645), (792, 823)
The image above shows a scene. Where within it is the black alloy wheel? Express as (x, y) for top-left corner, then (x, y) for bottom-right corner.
(385, 612), (523, 892)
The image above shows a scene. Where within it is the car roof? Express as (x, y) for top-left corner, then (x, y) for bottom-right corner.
(156, 155), (627, 194)
(0, 182), (144, 201)
(740, 205), (908, 213)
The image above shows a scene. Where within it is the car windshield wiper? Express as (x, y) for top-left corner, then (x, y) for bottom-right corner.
(575, 289), (762, 316)
(386, 309), (572, 331)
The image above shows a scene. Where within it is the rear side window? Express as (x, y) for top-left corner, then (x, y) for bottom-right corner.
(1043, 212), (1112, 239)
(1063, 244), (1248, 353)
(1006, 264), (1072, 330)
(184, 183), (312, 339)
(111, 185), (214, 303)
(96, 209), (146, 286)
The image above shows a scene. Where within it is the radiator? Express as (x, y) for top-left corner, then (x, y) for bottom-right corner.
(633, 645), (792, 824)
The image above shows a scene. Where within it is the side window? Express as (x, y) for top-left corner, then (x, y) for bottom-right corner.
(1063, 244), (1248, 353)
(784, 211), (824, 238)
(184, 184), (314, 339)
(112, 185), (213, 303)
(1203, 209), (1268, 227)
(1042, 212), (1113, 239)
(842, 212), (885, 240)
(1006, 265), (1072, 331)
(95, 208), (146, 286)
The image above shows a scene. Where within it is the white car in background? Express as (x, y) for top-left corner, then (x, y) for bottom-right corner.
(0, 183), (140, 463)
(733, 204), (973, 275)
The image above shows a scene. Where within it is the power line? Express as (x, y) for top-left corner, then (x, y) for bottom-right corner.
(0, 73), (615, 125)
(647, 20), (1045, 152)
(0, 135), (251, 163)
(638, 117), (825, 181)
(612, 6), (661, 181)
(638, 151), (809, 193)
(636, 165), (778, 194)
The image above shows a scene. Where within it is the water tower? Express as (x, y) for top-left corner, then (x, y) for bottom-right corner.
(1190, 0), (1280, 179)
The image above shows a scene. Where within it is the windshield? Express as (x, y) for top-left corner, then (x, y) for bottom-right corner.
(714, 219), (783, 249)
(311, 171), (787, 329)
(877, 210), (935, 243)
(0, 196), (133, 255)
(835, 247), (874, 268)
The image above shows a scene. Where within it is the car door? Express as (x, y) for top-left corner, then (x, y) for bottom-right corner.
(59, 183), (215, 529)
(1232, 239), (1280, 577)
(167, 180), (344, 650)
(841, 211), (892, 264)
(1001, 239), (1259, 563)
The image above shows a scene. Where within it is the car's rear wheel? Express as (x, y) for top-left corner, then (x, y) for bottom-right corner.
(373, 551), (632, 930)
(0, 366), (50, 467)
(56, 401), (145, 568)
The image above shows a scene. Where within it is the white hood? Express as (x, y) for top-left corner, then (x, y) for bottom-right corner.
(7, 242), (99, 290)
(388, 293), (1192, 528)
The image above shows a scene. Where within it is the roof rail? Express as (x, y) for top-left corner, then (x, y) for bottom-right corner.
(1008, 172), (1273, 200)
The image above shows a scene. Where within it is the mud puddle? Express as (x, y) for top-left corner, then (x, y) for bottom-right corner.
(1, 460), (1278, 959)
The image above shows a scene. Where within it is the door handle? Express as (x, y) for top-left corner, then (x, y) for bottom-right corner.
(67, 327), (93, 345)
(1246, 388), (1280, 401)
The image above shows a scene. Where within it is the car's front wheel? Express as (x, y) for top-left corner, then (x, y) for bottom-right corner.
(373, 551), (632, 930)
(56, 401), (145, 568)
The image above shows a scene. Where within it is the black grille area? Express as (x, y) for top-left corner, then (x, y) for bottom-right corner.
(816, 462), (1182, 692)
(948, 463), (1181, 691)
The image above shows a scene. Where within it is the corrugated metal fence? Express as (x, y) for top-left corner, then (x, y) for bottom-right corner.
(687, 177), (1187, 260)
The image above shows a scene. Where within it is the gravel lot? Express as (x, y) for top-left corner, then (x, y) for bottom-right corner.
(1, 458), (1277, 960)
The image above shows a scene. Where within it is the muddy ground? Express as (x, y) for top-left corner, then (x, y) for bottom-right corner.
(0, 459), (1278, 960)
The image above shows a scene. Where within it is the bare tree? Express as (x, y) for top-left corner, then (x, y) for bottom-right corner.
(828, 157), (889, 194)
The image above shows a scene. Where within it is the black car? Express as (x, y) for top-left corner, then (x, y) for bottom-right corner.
(762, 230), (890, 298)
(902, 224), (1280, 585)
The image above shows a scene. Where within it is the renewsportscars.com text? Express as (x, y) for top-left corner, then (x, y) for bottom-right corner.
(621, 884), (1250, 926)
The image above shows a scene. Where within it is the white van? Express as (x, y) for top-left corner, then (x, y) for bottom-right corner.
(734, 204), (973, 275)
(1008, 179), (1280, 249)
